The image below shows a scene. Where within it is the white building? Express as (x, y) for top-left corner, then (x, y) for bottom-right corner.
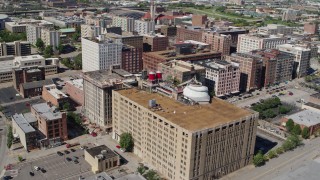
(277, 44), (311, 78)
(258, 24), (293, 35)
(26, 25), (42, 45)
(111, 16), (134, 32)
(237, 34), (287, 53)
(282, 9), (297, 21)
(81, 36), (123, 72)
(41, 28), (60, 48)
(81, 24), (102, 38)
(134, 20), (155, 35)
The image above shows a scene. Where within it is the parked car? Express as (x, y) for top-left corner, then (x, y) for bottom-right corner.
(40, 168), (46, 173)
(74, 160), (79, 164)
(34, 166), (40, 171)
(66, 157), (72, 162)
(64, 150), (70, 154)
(57, 151), (63, 156)
(80, 146), (88, 150)
(70, 148), (76, 152)
(29, 172), (34, 176)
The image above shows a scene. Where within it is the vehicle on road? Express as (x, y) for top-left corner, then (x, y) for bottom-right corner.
(289, 92), (294, 96)
(57, 151), (63, 156)
(64, 150), (70, 154)
(40, 168), (46, 173)
(66, 157), (72, 162)
(34, 166), (40, 171)
(80, 146), (88, 150)
(74, 160), (79, 164)
(70, 148), (76, 152)
(29, 172), (34, 176)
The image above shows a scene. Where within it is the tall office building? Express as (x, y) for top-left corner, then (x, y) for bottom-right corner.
(112, 88), (258, 179)
(41, 28), (60, 48)
(112, 16), (135, 32)
(0, 41), (31, 57)
(81, 24), (102, 38)
(237, 34), (287, 53)
(134, 20), (155, 35)
(212, 34), (232, 56)
(81, 36), (123, 72)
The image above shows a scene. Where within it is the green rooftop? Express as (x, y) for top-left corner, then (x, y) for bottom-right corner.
(59, 28), (76, 33)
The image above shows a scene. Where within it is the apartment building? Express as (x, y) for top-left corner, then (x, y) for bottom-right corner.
(225, 53), (263, 92)
(83, 68), (136, 131)
(12, 66), (45, 91)
(177, 26), (203, 41)
(195, 60), (240, 97)
(41, 28), (60, 47)
(160, 26), (177, 37)
(42, 84), (69, 108)
(26, 25), (42, 45)
(143, 49), (221, 71)
(212, 34), (232, 56)
(237, 34), (287, 53)
(192, 14), (207, 26)
(112, 88), (258, 179)
(282, 9), (297, 21)
(31, 102), (68, 147)
(106, 32), (143, 49)
(122, 45), (143, 73)
(81, 24), (102, 38)
(304, 22), (318, 35)
(81, 36), (123, 72)
(258, 24), (293, 35)
(143, 34), (168, 52)
(134, 20), (155, 35)
(0, 41), (31, 57)
(5, 19), (53, 33)
(278, 44), (312, 78)
(157, 60), (206, 83)
(112, 16), (135, 32)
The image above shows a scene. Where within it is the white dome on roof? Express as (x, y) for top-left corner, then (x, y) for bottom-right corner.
(183, 84), (210, 103)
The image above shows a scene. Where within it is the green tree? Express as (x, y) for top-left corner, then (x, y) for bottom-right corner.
(72, 33), (80, 42)
(279, 106), (290, 114)
(286, 119), (294, 133)
(18, 155), (23, 162)
(262, 109), (276, 119)
(44, 45), (53, 58)
(288, 134), (302, 147)
(119, 132), (134, 152)
(282, 139), (295, 151)
(73, 53), (82, 70)
(35, 38), (45, 51)
(292, 124), (302, 135)
(57, 43), (64, 53)
(143, 170), (161, 180)
(267, 150), (277, 159)
(276, 147), (284, 154)
(302, 127), (310, 139)
(67, 112), (82, 125)
(62, 102), (71, 111)
(253, 151), (265, 166)
(137, 166), (146, 175)
(7, 125), (14, 148)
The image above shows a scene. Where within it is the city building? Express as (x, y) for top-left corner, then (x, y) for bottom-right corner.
(31, 102), (68, 147)
(134, 20), (155, 35)
(84, 172), (146, 180)
(195, 59), (240, 97)
(212, 34), (232, 56)
(143, 34), (169, 52)
(65, 79), (84, 106)
(278, 44), (312, 78)
(237, 34), (287, 53)
(160, 25), (177, 37)
(42, 84), (69, 108)
(106, 32), (143, 49)
(5, 19), (53, 33)
(111, 16), (135, 32)
(229, 0), (244, 5)
(81, 24), (102, 38)
(83, 67), (136, 131)
(304, 22), (319, 35)
(258, 24), (294, 35)
(41, 28), (60, 48)
(225, 53), (263, 92)
(12, 66), (45, 91)
(12, 113), (37, 151)
(177, 26), (203, 42)
(112, 88), (258, 179)
(0, 41), (31, 57)
(282, 9), (297, 21)
(84, 145), (120, 174)
(122, 45), (143, 73)
(157, 60), (206, 83)
(0, 14), (10, 30)
(282, 109), (320, 136)
(20, 79), (54, 98)
(85, 16), (112, 29)
(81, 36), (123, 72)
(143, 49), (221, 71)
(26, 21), (56, 45)
(192, 14), (208, 26)
(43, 16), (85, 28)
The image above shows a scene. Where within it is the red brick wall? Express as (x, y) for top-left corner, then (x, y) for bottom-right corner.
(65, 82), (84, 106)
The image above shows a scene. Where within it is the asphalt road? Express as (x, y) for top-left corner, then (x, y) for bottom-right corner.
(0, 113), (8, 177)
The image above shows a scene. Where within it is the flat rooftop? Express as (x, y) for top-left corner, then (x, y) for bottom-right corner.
(86, 145), (118, 159)
(0, 60), (13, 73)
(161, 60), (205, 73)
(31, 103), (62, 121)
(14, 55), (44, 62)
(23, 112), (37, 124)
(44, 84), (68, 99)
(66, 79), (83, 90)
(286, 109), (320, 127)
(145, 50), (221, 61)
(12, 113), (36, 134)
(116, 89), (253, 132)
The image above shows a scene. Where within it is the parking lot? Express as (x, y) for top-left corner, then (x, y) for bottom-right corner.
(0, 87), (22, 104)
(6, 147), (93, 180)
(1, 98), (45, 117)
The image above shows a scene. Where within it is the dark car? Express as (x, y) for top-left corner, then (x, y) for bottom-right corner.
(74, 160), (79, 164)
(70, 148), (76, 152)
(57, 151), (63, 156)
(64, 150), (70, 154)
(40, 168), (46, 173)
(29, 172), (34, 176)
(66, 157), (72, 162)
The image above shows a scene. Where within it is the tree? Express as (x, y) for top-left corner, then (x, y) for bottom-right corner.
(143, 170), (161, 180)
(35, 38), (45, 51)
(276, 147), (284, 154)
(287, 134), (302, 147)
(253, 151), (265, 166)
(7, 125), (14, 148)
(62, 102), (71, 111)
(137, 166), (146, 175)
(67, 112), (82, 125)
(18, 155), (23, 162)
(119, 132), (134, 152)
(44, 45), (53, 58)
(292, 124), (302, 135)
(72, 33), (80, 42)
(73, 53), (82, 70)
(286, 119), (294, 133)
(302, 127), (310, 139)
(279, 106), (290, 114)
(57, 43), (64, 53)
(262, 109), (276, 119)
(267, 150), (277, 159)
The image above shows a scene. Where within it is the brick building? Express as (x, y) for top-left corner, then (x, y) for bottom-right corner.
(160, 25), (177, 37)
(143, 49), (221, 71)
(42, 84), (69, 108)
(122, 45), (143, 73)
(192, 14), (207, 26)
(31, 103), (68, 147)
(177, 26), (202, 42)
(12, 66), (45, 91)
(65, 79), (84, 106)
(143, 34), (168, 52)
(20, 79), (54, 98)
(304, 22), (318, 35)
(212, 34), (232, 56)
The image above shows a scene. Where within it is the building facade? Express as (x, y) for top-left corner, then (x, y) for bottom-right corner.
(41, 28), (60, 48)
(0, 41), (31, 57)
(134, 20), (155, 35)
(258, 24), (293, 35)
(112, 16), (135, 32)
(212, 34), (232, 56)
(65, 79), (84, 106)
(143, 34), (169, 52)
(112, 89), (258, 180)
(304, 22), (318, 35)
(12, 66), (46, 91)
(192, 14), (207, 26)
(122, 45), (143, 74)
(177, 26), (203, 42)
(42, 84), (69, 108)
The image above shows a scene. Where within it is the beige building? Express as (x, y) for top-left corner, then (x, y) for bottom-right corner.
(112, 89), (258, 180)
(258, 24), (293, 35)
(84, 145), (120, 174)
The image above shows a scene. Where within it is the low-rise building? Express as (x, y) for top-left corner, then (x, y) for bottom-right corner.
(0, 41), (31, 57)
(65, 79), (84, 106)
(84, 145), (120, 174)
(177, 26), (203, 42)
(20, 79), (54, 98)
(43, 16), (85, 28)
(12, 113), (37, 151)
(31, 103), (68, 147)
(5, 19), (53, 33)
(13, 66), (46, 91)
(258, 24), (293, 35)
(42, 84), (69, 108)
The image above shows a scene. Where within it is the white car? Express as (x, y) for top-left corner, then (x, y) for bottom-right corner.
(34, 166), (40, 171)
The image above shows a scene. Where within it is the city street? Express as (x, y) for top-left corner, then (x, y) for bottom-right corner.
(0, 113), (9, 177)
